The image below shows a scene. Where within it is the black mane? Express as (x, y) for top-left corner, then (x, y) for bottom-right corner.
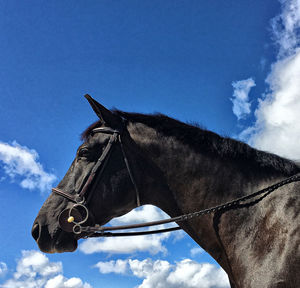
(82, 111), (300, 176)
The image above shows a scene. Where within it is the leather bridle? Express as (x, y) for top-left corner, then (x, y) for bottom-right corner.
(52, 125), (300, 238)
(52, 126), (143, 235)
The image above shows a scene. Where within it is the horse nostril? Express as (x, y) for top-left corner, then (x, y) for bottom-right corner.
(31, 222), (40, 241)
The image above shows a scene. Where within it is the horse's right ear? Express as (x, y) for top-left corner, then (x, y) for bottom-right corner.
(84, 94), (120, 127)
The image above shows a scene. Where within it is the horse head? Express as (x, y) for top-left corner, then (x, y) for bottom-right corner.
(31, 95), (142, 253)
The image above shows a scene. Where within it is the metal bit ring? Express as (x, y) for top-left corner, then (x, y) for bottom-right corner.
(73, 224), (82, 234)
(68, 203), (89, 225)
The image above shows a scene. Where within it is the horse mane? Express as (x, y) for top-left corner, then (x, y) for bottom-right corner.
(82, 111), (300, 176)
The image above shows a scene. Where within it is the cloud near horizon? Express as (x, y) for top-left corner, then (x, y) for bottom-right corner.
(94, 258), (230, 288)
(239, 0), (300, 160)
(0, 141), (56, 193)
(0, 250), (92, 288)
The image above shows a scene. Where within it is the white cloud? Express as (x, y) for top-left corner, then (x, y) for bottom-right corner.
(245, 51), (300, 159)
(240, 0), (300, 160)
(94, 259), (128, 274)
(14, 250), (61, 280)
(129, 258), (171, 287)
(45, 275), (90, 288)
(79, 205), (179, 255)
(110, 205), (169, 224)
(271, 0), (300, 58)
(190, 247), (204, 257)
(94, 258), (230, 288)
(0, 250), (92, 288)
(79, 233), (169, 255)
(230, 78), (256, 120)
(172, 229), (186, 243)
(166, 259), (229, 288)
(0, 262), (8, 277)
(0, 141), (56, 193)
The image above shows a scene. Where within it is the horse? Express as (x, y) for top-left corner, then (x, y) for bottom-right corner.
(32, 95), (300, 288)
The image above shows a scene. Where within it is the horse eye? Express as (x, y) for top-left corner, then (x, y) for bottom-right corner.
(78, 147), (89, 158)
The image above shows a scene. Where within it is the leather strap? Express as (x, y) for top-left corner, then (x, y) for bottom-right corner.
(78, 132), (118, 199)
(52, 187), (78, 202)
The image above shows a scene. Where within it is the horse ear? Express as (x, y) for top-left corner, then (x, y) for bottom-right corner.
(84, 94), (120, 127)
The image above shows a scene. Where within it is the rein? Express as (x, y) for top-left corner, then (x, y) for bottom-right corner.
(52, 126), (300, 238)
(81, 173), (300, 237)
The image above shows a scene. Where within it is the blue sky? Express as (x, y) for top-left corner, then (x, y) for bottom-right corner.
(1, 1), (300, 287)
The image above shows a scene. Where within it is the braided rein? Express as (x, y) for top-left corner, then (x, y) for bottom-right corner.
(81, 173), (300, 238)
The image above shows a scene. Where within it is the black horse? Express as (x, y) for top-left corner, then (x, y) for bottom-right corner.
(32, 95), (300, 287)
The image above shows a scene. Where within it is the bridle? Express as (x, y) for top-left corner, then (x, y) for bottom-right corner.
(52, 126), (143, 235)
(52, 125), (300, 238)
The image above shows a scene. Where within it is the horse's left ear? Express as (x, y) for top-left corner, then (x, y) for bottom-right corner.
(84, 94), (121, 128)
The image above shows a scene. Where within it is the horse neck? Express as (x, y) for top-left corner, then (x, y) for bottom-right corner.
(128, 122), (299, 286)
(129, 122), (290, 213)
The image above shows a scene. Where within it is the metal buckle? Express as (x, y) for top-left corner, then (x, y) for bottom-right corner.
(74, 195), (85, 204)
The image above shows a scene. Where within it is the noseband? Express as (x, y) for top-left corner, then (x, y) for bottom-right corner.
(52, 126), (141, 235)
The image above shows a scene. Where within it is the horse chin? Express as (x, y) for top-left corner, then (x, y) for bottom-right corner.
(53, 233), (78, 253)
(37, 231), (78, 254)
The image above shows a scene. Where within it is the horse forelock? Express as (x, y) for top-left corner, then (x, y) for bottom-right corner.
(81, 120), (103, 141)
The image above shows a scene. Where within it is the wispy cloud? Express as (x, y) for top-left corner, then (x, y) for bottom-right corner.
(0, 141), (56, 193)
(190, 247), (204, 257)
(240, 0), (300, 160)
(230, 78), (256, 120)
(271, 0), (300, 59)
(79, 205), (180, 255)
(0, 262), (7, 277)
(0, 250), (92, 288)
(94, 258), (230, 288)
